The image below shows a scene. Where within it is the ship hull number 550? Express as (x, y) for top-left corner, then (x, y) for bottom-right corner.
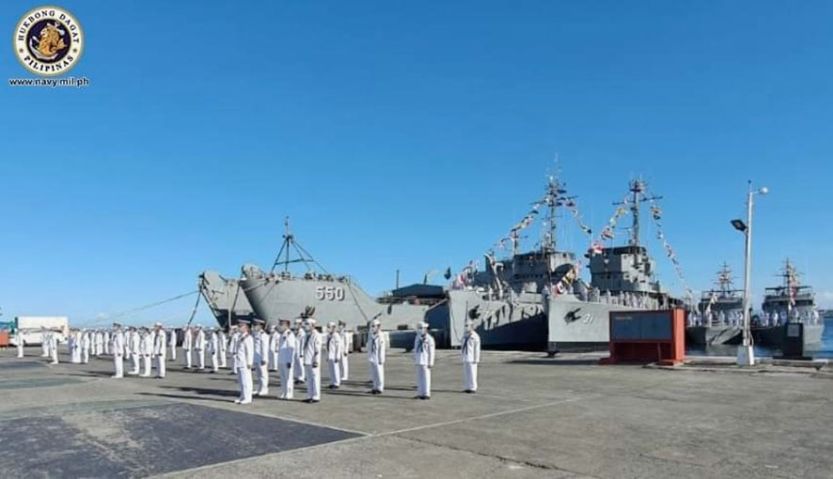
(315, 286), (346, 301)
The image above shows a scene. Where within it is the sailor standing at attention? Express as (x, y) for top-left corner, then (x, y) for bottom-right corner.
(153, 323), (167, 378)
(140, 328), (153, 377)
(15, 328), (25, 358)
(461, 321), (481, 393)
(218, 328), (228, 369)
(168, 327), (177, 361)
(69, 329), (81, 364)
(208, 328), (220, 373)
(111, 324), (125, 378)
(325, 322), (343, 389)
(48, 330), (59, 364)
(81, 329), (91, 364)
(276, 319), (296, 400)
(129, 327), (141, 374)
(301, 319), (322, 403)
(94, 330), (103, 357)
(293, 319), (306, 385)
(253, 319), (270, 396)
(367, 319), (385, 394)
(228, 325), (240, 375)
(182, 326), (194, 369)
(40, 327), (49, 357)
(195, 326), (207, 370)
(269, 325), (280, 372)
(234, 320), (254, 405)
(338, 320), (350, 381)
(103, 329), (111, 355)
(413, 322), (435, 400)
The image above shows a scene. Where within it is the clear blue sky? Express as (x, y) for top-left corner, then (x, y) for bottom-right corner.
(2, 0), (832, 327)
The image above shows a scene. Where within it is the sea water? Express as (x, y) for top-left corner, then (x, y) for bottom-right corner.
(687, 319), (833, 359)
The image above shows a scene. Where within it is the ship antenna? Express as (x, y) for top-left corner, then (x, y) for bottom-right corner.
(615, 178), (661, 247)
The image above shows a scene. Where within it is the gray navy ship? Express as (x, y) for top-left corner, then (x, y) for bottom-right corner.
(546, 180), (677, 353)
(685, 263), (743, 345)
(240, 221), (447, 332)
(198, 271), (256, 329)
(752, 259), (824, 348)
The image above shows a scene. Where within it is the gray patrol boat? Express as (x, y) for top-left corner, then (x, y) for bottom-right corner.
(685, 263), (743, 345)
(198, 271), (256, 329)
(240, 221), (447, 332)
(752, 260), (824, 348)
(546, 180), (678, 354)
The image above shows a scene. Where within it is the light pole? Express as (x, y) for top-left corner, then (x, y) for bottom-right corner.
(731, 181), (768, 366)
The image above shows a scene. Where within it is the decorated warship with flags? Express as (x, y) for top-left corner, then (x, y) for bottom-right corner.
(546, 179), (683, 353)
(751, 259), (824, 348)
(238, 220), (447, 332)
(685, 263), (743, 345)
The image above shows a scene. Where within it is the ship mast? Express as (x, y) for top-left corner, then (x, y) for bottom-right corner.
(542, 175), (573, 254)
(614, 179), (662, 247)
(716, 262), (734, 294)
(270, 217), (326, 274)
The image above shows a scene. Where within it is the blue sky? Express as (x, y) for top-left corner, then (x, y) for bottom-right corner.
(2, 0), (832, 326)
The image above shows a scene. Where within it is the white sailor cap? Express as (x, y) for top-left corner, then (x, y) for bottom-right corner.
(327, 321), (336, 328)
(371, 319), (381, 327)
(417, 321), (429, 330)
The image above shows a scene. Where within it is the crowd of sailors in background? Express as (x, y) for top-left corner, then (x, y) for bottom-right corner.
(687, 308), (821, 327)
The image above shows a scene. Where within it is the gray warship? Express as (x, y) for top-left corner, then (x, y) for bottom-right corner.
(546, 180), (678, 353)
(198, 271), (256, 329)
(239, 221), (447, 332)
(685, 263), (743, 345)
(752, 260), (824, 347)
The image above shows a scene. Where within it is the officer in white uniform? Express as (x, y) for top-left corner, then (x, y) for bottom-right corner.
(168, 328), (177, 361)
(234, 320), (254, 405)
(218, 328), (228, 369)
(48, 330), (59, 364)
(368, 319), (385, 394)
(413, 322), (435, 400)
(111, 324), (125, 378)
(16, 328), (25, 358)
(140, 328), (153, 377)
(129, 327), (141, 374)
(69, 330), (81, 364)
(153, 323), (167, 378)
(253, 319), (270, 396)
(103, 330), (111, 355)
(293, 319), (306, 384)
(81, 329), (91, 364)
(228, 325), (240, 375)
(40, 328), (49, 357)
(194, 326), (206, 370)
(276, 319), (296, 400)
(208, 328), (220, 373)
(461, 321), (481, 393)
(182, 326), (194, 369)
(301, 319), (322, 403)
(269, 325), (280, 372)
(325, 322), (343, 389)
(338, 320), (350, 381)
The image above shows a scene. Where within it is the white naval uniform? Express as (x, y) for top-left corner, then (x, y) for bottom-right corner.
(254, 330), (270, 395)
(153, 329), (167, 378)
(48, 332), (59, 364)
(130, 332), (141, 373)
(41, 332), (49, 357)
(112, 330), (125, 378)
(229, 331), (240, 373)
(194, 329), (206, 369)
(140, 332), (153, 377)
(94, 331), (103, 356)
(81, 331), (91, 364)
(277, 330), (296, 399)
(302, 330), (322, 401)
(339, 328), (350, 381)
(208, 331), (219, 372)
(294, 328), (306, 383)
(413, 333), (436, 398)
(235, 333), (254, 404)
(326, 332), (343, 387)
(168, 329), (177, 361)
(16, 331), (24, 358)
(70, 332), (81, 364)
(269, 330), (280, 372)
(461, 331), (481, 392)
(182, 329), (193, 368)
(218, 331), (228, 368)
(368, 331), (386, 392)
(103, 331), (111, 355)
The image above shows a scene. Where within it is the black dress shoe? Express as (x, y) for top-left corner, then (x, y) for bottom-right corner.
(303, 398), (313, 403)
(311, 399), (320, 403)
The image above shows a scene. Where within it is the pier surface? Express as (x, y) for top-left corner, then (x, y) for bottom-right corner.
(0, 348), (831, 478)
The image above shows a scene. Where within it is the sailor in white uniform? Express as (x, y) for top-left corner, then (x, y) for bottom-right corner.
(228, 325), (240, 375)
(461, 321), (481, 393)
(194, 326), (206, 370)
(276, 319), (296, 400)
(325, 322), (343, 389)
(301, 319), (322, 403)
(40, 328), (49, 357)
(103, 330), (111, 355)
(70, 329), (81, 364)
(168, 328), (177, 361)
(182, 326), (194, 369)
(111, 324), (125, 378)
(81, 329), (91, 364)
(269, 325), (280, 372)
(208, 328), (220, 373)
(367, 319), (385, 394)
(338, 320), (350, 381)
(15, 329), (25, 358)
(153, 323), (167, 378)
(293, 319), (306, 384)
(48, 330), (59, 364)
(129, 327), (141, 374)
(140, 328), (153, 377)
(234, 320), (254, 405)
(218, 328), (228, 368)
(413, 322), (435, 400)
(253, 319), (270, 395)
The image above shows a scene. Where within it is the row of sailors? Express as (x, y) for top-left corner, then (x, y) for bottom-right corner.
(17, 319), (483, 405)
(688, 309), (822, 327)
(688, 310), (744, 327)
